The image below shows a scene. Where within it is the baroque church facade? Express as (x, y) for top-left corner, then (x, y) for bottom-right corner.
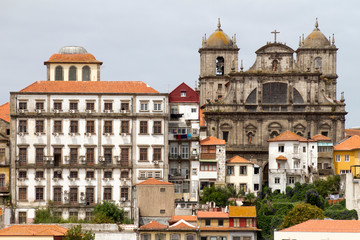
(199, 19), (346, 182)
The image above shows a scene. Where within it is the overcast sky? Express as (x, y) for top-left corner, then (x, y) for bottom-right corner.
(0, 0), (359, 128)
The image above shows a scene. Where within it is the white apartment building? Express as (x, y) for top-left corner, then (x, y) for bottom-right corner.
(268, 130), (318, 193)
(10, 46), (168, 223)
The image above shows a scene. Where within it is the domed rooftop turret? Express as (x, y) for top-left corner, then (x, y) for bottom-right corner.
(302, 19), (331, 48)
(58, 46), (88, 54)
(202, 19), (236, 48)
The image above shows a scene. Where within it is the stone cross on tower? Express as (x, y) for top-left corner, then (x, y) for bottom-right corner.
(271, 29), (280, 43)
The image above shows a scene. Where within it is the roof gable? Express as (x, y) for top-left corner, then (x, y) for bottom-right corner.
(140, 220), (168, 230)
(200, 136), (226, 145)
(312, 134), (331, 141)
(334, 135), (360, 151)
(227, 155), (254, 164)
(169, 82), (199, 103)
(169, 219), (196, 229)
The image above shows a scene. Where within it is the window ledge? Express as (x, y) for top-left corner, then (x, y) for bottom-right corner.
(139, 133), (149, 135)
(152, 133), (163, 135)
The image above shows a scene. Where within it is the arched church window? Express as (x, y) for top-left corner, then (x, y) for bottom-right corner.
(314, 57), (322, 71)
(293, 88), (304, 104)
(216, 57), (224, 76)
(82, 66), (90, 81)
(69, 66), (77, 81)
(270, 131), (279, 139)
(272, 60), (279, 71)
(55, 66), (63, 81)
(262, 83), (287, 104)
(246, 89), (257, 104)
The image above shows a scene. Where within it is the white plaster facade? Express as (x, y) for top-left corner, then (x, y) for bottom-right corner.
(226, 160), (261, 194)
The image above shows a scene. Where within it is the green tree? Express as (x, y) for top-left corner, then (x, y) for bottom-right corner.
(33, 207), (61, 223)
(200, 186), (232, 207)
(281, 203), (324, 229)
(93, 201), (125, 223)
(243, 193), (257, 206)
(65, 225), (94, 240)
(314, 175), (340, 198)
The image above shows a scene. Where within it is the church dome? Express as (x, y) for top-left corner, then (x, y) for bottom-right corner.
(58, 46), (88, 54)
(303, 20), (330, 48)
(205, 19), (234, 48)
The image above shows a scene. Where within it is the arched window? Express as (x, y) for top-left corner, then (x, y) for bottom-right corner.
(55, 66), (63, 81)
(82, 66), (90, 81)
(216, 57), (224, 76)
(314, 57), (322, 71)
(69, 66), (77, 81)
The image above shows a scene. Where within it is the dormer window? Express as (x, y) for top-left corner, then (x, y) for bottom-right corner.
(69, 66), (77, 81)
(55, 66), (63, 81)
(216, 57), (224, 75)
(82, 66), (90, 81)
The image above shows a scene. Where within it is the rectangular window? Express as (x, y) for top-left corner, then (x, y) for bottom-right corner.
(104, 102), (113, 111)
(86, 121), (95, 133)
(53, 102), (62, 110)
(218, 219), (224, 226)
(254, 167), (260, 174)
(35, 187), (44, 201)
(140, 148), (148, 161)
(19, 148), (27, 165)
(278, 145), (285, 152)
(104, 121), (113, 134)
(86, 102), (95, 111)
(36, 102), (44, 110)
(69, 102), (78, 111)
(70, 148), (78, 165)
(104, 188), (112, 200)
(19, 102), (27, 110)
(19, 212), (27, 224)
(303, 146), (306, 152)
(140, 102), (148, 111)
(86, 187), (94, 206)
(254, 184), (260, 191)
(181, 91), (186, 97)
(141, 234), (151, 240)
(139, 171), (146, 179)
(275, 177), (280, 184)
(36, 171), (44, 178)
(54, 170), (62, 179)
(104, 148), (112, 165)
(19, 188), (27, 201)
(191, 108), (197, 113)
(121, 148), (129, 162)
(86, 148), (94, 165)
(345, 155), (350, 162)
(181, 144), (189, 159)
(19, 120), (27, 133)
(246, 218), (253, 227)
(240, 183), (247, 192)
(205, 219), (211, 226)
(54, 120), (62, 133)
(70, 171), (78, 179)
(35, 120), (44, 133)
(335, 155), (341, 162)
(70, 187), (78, 205)
(70, 120), (78, 133)
(121, 188), (128, 200)
(121, 171), (129, 179)
(19, 171), (27, 178)
(140, 121), (148, 134)
(69, 212), (78, 220)
(86, 171), (94, 179)
(153, 121), (162, 134)
(233, 218), (240, 227)
(240, 166), (247, 175)
(121, 121), (129, 133)
(104, 171), (112, 179)
(288, 176), (295, 184)
(121, 102), (129, 111)
(53, 187), (62, 205)
(153, 148), (161, 161)
(227, 166), (234, 175)
(35, 148), (44, 166)
(154, 102), (162, 111)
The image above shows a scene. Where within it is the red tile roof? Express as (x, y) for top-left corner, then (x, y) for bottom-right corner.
(169, 219), (196, 230)
(227, 156), (254, 164)
(0, 225), (68, 236)
(45, 53), (103, 64)
(276, 155), (287, 161)
(19, 81), (159, 94)
(169, 215), (197, 223)
(137, 178), (173, 185)
(268, 130), (311, 142)
(229, 206), (257, 218)
(345, 129), (360, 137)
(140, 220), (168, 230)
(0, 102), (10, 123)
(334, 135), (360, 151)
(197, 211), (229, 218)
(200, 136), (226, 145)
(312, 134), (331, 141)
(280, 219), (360, 233)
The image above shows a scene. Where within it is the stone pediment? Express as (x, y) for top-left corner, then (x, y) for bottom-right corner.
(255, 43), (294, 54)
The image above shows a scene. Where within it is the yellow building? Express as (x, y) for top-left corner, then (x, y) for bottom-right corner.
(333, 135), (360, 175)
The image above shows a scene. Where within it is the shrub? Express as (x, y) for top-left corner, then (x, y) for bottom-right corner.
(281, 203), (324, 229)
(93, 201), (125, 223)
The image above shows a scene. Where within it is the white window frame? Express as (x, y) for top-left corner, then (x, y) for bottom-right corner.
(275, 177), (280, 184)
(335, 155), (341, 162)
(345, 155), (350, 162)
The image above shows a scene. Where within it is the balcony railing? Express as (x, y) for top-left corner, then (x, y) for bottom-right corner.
(200, 153), (216, 160)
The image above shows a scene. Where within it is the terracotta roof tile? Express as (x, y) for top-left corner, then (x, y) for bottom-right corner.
(197, 211), (229, 218)
(200, 136), (225, 146)
(276, 155), (287, 161)
(0, 225), (68, 236)
(227, 156), (254, 164)
(137, 178), (173, 185)
(334, 135), (360, 151)
(229, 206), (256, 218)
(345, 129), (360, 137)
(19, 81), (159, 94)
(199, 109), (205, 127)
(280, 219), (360, 233)
(169, 215), (197, 223)
(140, 220), (168, 230)
(45, 53), (103, 64)
(0, 102), (10, 123)
(169, 219), (196, 229)
(312, 134), (331, 141)
(268, 130), (311, 142)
